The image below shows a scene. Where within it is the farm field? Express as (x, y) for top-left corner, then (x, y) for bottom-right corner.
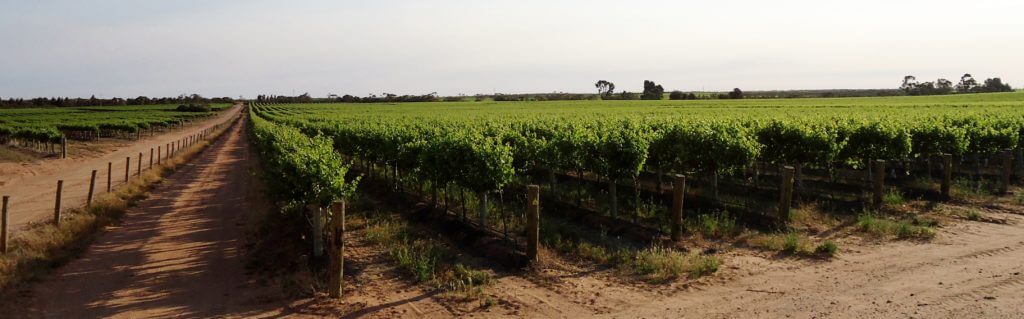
(0, 105), (239, 232)
(237, 92), (1024, 316)
(0, 104), (229, 149)
(3, 94), (1024, 318)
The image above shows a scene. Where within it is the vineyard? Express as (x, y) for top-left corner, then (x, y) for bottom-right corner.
(246, 91), (1024, 268)
(0, 104), (229, 152)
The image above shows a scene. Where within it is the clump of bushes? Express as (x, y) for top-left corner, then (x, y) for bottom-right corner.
(176, 103), (212, 112)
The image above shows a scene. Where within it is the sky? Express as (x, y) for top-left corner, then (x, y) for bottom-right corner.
(1, 0), (1022, 98)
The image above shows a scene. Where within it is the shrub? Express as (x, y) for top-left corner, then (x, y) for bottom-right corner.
(815, 241), (838, 256)
(176, 103), (212, 112)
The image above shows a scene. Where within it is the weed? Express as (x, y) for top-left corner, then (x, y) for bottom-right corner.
(815, 241), (838, 256)
(965, 210), (983, 221)
(364, 217), (491, 296)
(858, 213), (935, 239)
(624, 246), (720, 283)
(882, 188), (905, 205)
(689, 211), (738, 238)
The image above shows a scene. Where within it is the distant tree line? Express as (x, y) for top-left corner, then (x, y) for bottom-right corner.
(900, 73), (1013, 96)
(255, 92), (443, 103)
(0, 94), (233, 109)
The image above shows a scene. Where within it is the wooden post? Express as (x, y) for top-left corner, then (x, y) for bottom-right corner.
(137, 152), (142, 176)
(158, 146), (162, 164)
(107, 162), (113, 192)
(310, 204), (324, 257)
(2, 196), (8, 254)
(941, 154), (952, 199)
(60, 136), (67, 159)
(125, 157), (130, 182)
(526, 185), (540, 262)
(329, 200), (346, 298)
(479, 191), (488, 228)
(149, 148), (154, 169)
(1016, 148), (1024, 182)
(87, 170), (97, 206)
(671, 175), (686, 242)
(54, 180), (64, 225)
(872, 160), (886, 210)
(778, 166), (795, 221)
(1000, 150), (1012, 195)
(608, 178), (617, 218)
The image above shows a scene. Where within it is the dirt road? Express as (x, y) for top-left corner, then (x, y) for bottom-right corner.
(17, 117), (285, 318)
(0, 106), (240, 234)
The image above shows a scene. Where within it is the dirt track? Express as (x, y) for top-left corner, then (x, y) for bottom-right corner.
(17, 117), (287, 318)
(0, 105), (240, 234)
(6, 111), (1024, 318)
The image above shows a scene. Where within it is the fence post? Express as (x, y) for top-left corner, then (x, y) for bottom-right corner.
(941, 154), (952, 199)
(310, 204), (324, 257)
(1016, 148), (1024, 183)
(1001, 150), (1012, 195)
(61, 136), (67, 159)
(87, 170), (97, 206)
(608, 178), (618, 219)
(526, 185), (540, 262)
(329, 200), (346, 298)
(54, 180), (64, 225)
(2, 196), (9, 253)
(149, 148), (154, 169)
(479, 191), (489, 228)
(107, 162), (113, 192)
(158, 146), (162, 164)
(872, 160), (886, 210)
(671, 175), (686, 242)
(125, 157), (130, 182)
(778, 166), (795, 221)
(137, 153), (142, 176)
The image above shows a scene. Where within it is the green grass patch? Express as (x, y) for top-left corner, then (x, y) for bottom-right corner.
(882, 188), (905, 205)
(814, 240), (838, 256)
(541, 219), (718, 283)
(857, 214), (935, 239)
(363, 217), (492, 295)
(965, 210), (983, 221)
(687, 211), (739, 239)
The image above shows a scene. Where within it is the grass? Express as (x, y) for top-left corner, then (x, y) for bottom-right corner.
(687, 211), (739, 239)
(745, 232), (838, 258)
(965, 210), (983, 221)
(815, 241), (839, 256)
(0, 118), (236, 293)
(857, 213), (936, 239)
(363, 216), (492, 296)
(624, 246), (719, 283)
(882, 188), (905, 205)
(541, 219), (719, 283)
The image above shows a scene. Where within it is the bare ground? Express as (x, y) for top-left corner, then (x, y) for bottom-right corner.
(4, 112), (1023, 318)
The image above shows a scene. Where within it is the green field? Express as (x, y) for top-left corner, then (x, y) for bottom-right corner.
(248, 92), (1024, 228)
(0, 104), (228, 143)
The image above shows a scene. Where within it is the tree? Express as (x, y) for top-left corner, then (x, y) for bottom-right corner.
(641, 80), (664, 100)
(669, 90), (686, 100)
(979, 77), (1013, 93)
(936, 78), (953, 94)
(728, 88), (744, 99)
(595, 80), (616, 98)
(956, 74), (977, 93)
(900, 75), (918, 93)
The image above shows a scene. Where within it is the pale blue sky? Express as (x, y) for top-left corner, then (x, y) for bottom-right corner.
(1, 0), (1021, 98)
